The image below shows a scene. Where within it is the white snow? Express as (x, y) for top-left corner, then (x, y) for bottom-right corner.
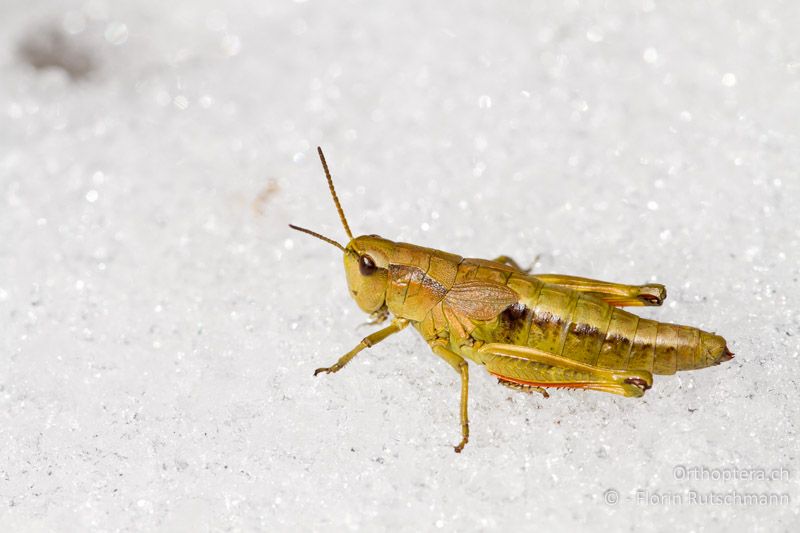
(1, 1), (798, 531)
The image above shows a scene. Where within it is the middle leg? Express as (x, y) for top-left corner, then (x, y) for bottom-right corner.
(491, 255), (541, 273)
(429, 339), (471, 453)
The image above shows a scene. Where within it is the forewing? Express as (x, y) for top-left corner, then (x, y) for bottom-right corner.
(444, 280), (519, 321)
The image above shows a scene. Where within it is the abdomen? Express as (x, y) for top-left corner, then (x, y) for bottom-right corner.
(473, 273), (732, 375)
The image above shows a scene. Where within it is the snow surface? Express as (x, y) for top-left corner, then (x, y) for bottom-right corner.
(2, 1), (799, 531)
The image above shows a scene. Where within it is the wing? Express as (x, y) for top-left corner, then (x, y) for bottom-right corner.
(443, 280), (519, 322)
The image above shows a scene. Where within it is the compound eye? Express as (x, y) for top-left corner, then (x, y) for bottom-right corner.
(359, 255), (377, 276)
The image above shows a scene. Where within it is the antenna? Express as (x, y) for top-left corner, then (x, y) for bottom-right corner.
(317, 147), (354, 241)
(288, 224), (346, 252)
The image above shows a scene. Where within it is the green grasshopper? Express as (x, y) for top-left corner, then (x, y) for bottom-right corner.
(291, 148), (733, 453)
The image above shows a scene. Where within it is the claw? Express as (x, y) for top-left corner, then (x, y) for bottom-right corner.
(454, 438), (468, 453)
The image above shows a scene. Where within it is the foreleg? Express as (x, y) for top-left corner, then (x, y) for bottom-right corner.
(313, 318), (409, 376)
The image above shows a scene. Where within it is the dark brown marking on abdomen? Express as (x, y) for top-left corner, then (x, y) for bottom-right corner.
(496, 302), (532, 344)
(562, 294), (614, 364)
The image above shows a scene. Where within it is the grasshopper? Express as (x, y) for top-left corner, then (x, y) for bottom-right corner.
(291, 148), (734, 453)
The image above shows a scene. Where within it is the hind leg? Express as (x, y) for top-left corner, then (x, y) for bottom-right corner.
(534, 274), (666, 307)
(496, 377), (550, 398)
(476, 342), (653, 398)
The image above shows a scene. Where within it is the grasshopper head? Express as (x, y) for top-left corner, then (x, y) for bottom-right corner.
(290, 147), (393, 315)
(342, 235), (394, 313)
